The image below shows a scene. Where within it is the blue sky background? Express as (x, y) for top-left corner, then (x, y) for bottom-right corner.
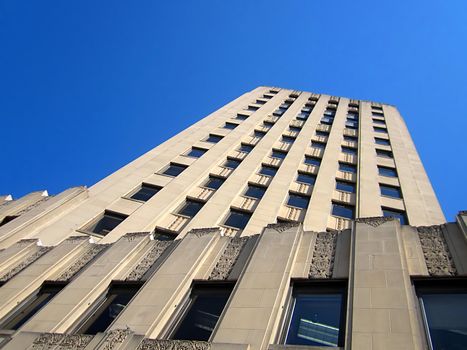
(0, 1), (466, 220)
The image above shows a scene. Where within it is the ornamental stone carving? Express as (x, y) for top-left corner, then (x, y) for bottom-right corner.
(417, 225), (457, 276)
(137, 339), (211, 350)
(356, 216), (395, 227)
(124, 232), (151, 241)
(16, 196), (51, 216)
(266, 222), (300, 233)
(30, 333), (93, 350)
(189, 227), (219, 237)
(309, 231), (338, 278)
(101, 328), (133, 350)
(209, 237), (249, 280)
(125, 241), (173, 281)
(0, 246), (52, 282)
(55, 244), (109, 282)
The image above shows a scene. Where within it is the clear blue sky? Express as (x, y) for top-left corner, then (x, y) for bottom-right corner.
(1, 1), (466, 220)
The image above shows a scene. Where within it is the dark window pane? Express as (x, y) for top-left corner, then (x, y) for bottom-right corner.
(186, 147), (207, 158)
(224, 122), (238, 130)
(296, 113), (308, 121)
(382, 208), (408, 225)
(223, 158), (241, 169)
(163, 164), (188, 177)
(311, 141), (326, 149)
(259, 166), (278, 177)
(153, 230), (176, 241)
(288, 194), (310, 209)
(332, 204), (354, 219)
(130, 185), (161, 202)
(224, 210), (251, 229)
(375, 137), (390, 146)
(376, 149), (393, 158)
(254, 130), (267, 137)
(286, 293), (344, 347)
(341, 146), (357, 155)
(205, 134), (223, 143)
(316, 131), (329, 137)
(374, 127), (387, 133)
(343, 135), (357, 142)
(297, 173), (316, 185)
(378, 166), (397, 177)
(172, 286), (233, 341)
(373, 119), (386, 125)
(203, 176), (225, 190)
(256, 99), (266, 104)
(305, 156), (321, 166)
(244, 185), (266, 199)
(239, 143), (254, 153)
(380, 185), (402, 198)
(345, 120), (359, 129)
(321, 118), (333, 125)
(323, 109), (335, 117)
(347, 113), (358, 120)
(236, 114), (248, 120)
(0, 215), (18, 227)
(246, 105), (259, 111)
(271, 150), (287, 159)
(282, 136), (295, 144)
(339, 162), (357, 173)
(336, 181), (355, 193)
(178, 200), (204, 217)
(372, 111), (384, 117)
(263, 121), (274, 128)
(289, 126), (301, 133)
(86, 212), (127, 236)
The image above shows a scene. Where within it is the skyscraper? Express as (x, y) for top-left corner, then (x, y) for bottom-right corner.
(0, 86), (465, 350)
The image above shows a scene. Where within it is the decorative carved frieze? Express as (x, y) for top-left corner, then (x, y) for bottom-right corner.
(125, 241), (173, 281)
(137, 339), (211, 350)
(55, 244), (109, 282)
(30, 333), (93, 350)
(209, 237), (249, 280)
(124, 232), (151, 241)
(101, 328), (133, 350)
(356, 216), (395, 227)
(0, 246), (52, 282)
(15, 196), (51, 216)
(189, 227), (219, 237)
(417, 225), (457, 276)
(309, 231), (338, 278)
(266, 222), (300, 233)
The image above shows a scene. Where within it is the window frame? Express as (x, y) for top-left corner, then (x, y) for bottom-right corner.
(185, 147), (208, 158)
(126, 183), (162, 202)
(204, 134), (224, 143)
(161, 163), (188, 177)
(80, 210), (128, 237)
(223, 209), (252, 230)
(176, 198), (205, 218)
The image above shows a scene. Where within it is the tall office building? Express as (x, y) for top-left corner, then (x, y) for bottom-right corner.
(0, 86), (465, 350)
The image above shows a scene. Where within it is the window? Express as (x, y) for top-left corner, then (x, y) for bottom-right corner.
(304, 156), (321, 166)
(382, 208), (408, 225)
(205, 134), (223, 143)
(223, 158), (241, 169)
(186, 147), (207, 158)
(153, 229), (176, 241)
(321, 117), (334, 125)
(239, 143), (254, 153)
(380, 185), (402, 198)
(236, 113), (248, 120)
(372, 111), (384, 117)
(323, 109), (335, 117)
(372, 119), (386, 125)
(347, 113), (358, 120)
(372, 105), (383, 111)
(341, 146), (357, 155)
(332, 203), (354, 219)
(177, 199), (204, 217)
(263, 93), (274, 99)
(415, 280), (467, 350)
(256, 99), (267, 105)
(378, 166), (397, 177)
(170, 283), (234, 341)
(263, 121), (275, 128)
(287, 193), (310, 209)
(374, 126), (387, 133)
(244, 185), (266, 199)
(339, 162), (357, 173)
(223, 122), (238, 130)
(336, 181), (355, 193)
(83, 211), (128, 236)
(343, 135), (357, 142)
(224, 209), (251, 229)
(162, 163), (188, 177)
(246, 105), (259, 111)
(311, 141), (326, 149)
(283, 282), (346, 347)
(77, 282), (142, 335)
(374, 137), (390, 146)
(376, 149), (393, 158)
(271, 150), (287, 159)
(129, 184), (161, 202)
(316, 130), (329, 137)
(259, 165), (278, 177)
(203, 176), (225, 190)
(0, 215), (18, 227)
(0, 282), (66, 330)
(289, 126), (301, 133)
(254, 130), (267, 138)
(282, 136), (295, 144)
(296, 112), (309, 121)
(297, 173), (316, 186)
(345, 120), (358, 129)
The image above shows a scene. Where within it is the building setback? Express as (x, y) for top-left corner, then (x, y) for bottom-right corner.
(0, 86), (465, 350)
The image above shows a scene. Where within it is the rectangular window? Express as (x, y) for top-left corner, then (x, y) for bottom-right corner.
(380, 184), (402, 199)
(332, 203), (354, 219)
(283, 281), (347, 347)
(382, 208), (408, 225)
(321, 117), (333, 125)
(378, 166), (397, 177)
(77, 282), (142, 335)
(0, 282), (66, 330)
(236, 113), (248, 120)
(271, 150), (287, 159)
(203, 176), (225, 190)
(244, 185), (267, 199)
(338, 162), (357, 173)
(223, 158), (241, 169)
(323, 109), (335, 117)
(83, 211), (128, 236)
(263, 121), (275, 128)
(336, 181), (355, 193)
(374, 137), (390, 146)
(374, 126), (388, 133)
(263, 93), (274, 99)
(296, 112), (309, 121)
(256, 99), (267, 105)
(205, 134), (223, 143)
(170, 283), (234, 341)
(287, 193), (310, 209)
(343, 135), (357, 142)
(372, 111), (384, 117)
(304, 156), (321, 166)
(297, 173), (316, 185)
(345, 121), (358, 129)
(341, 146), (357, 155)
(259, 165), (278, 177)
(186, 147), (207, 158)
(311, 141), (326, 149)
(347, 113), (358, 120)
(376, 149), (393, 158)
(223, 122), (238, 130)
(282, 136), (295, 144)
(254, 130), (267, 138)
(162, 163), (188, 177)
(177, 199), (205, 218)
(315, 130), (329, 137)
(372, 119), (386, 125)
(246, 105), (259, 111)
(238, 143), (254, 153)
(129, 184), (162, 202)
(224, 209), (252, 229)
(289, 126), (301, 133)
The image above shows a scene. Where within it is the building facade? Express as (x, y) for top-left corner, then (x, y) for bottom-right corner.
(0, 86), (465, 350)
